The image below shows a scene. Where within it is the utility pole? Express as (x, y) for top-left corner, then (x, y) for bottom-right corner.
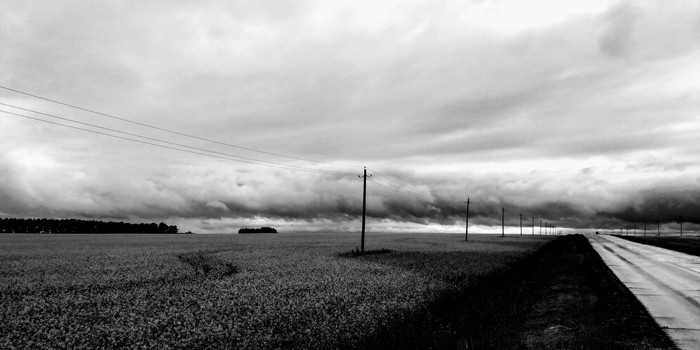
(657, 220), (660, 236)
(501, 208), (505, 238)
(539, 220), (542, 235)
(519, 213), (522, 236)
(532, 217), (535, 235)
(644, 222), (646, 236)
(465, 198), (470, 242)
(359, 167), (371, 253)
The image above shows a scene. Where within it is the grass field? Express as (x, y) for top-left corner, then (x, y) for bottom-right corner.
(617, 235), (700, 256)
(1, 232), (678, 349)
(1, 232), (553, 349)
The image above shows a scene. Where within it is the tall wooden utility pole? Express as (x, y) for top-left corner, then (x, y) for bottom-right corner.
(465, 198), (470, 242)
(539, 220), (542, 235)
(532, 217), (535, 235)
(519, 213), (522, 235)
(359, 167), (370, 253)
(501, 208), (505, 237)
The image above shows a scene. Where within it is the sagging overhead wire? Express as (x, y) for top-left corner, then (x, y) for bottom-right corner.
(0, 102), (354, 175)
(369, 170), (436, 202)
(0, 108), (355, 176)
(0, 84), (362, 170)
(370, 170), (491, 208)
(369, 176), (435, 203)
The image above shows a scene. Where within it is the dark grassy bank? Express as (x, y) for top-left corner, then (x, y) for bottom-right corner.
(518, 235), (677, 350)
(356, 235), (677, 349)
(617, 235), (700, 257)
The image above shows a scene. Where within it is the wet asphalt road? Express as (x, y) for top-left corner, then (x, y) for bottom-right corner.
(587, 234), (700, 350)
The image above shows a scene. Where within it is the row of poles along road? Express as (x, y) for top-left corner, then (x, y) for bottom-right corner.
(358, 167), (691, 253)
(602, 221), (687, 237)
(358, 167), (561, 253)
(464, 198), (560, 242)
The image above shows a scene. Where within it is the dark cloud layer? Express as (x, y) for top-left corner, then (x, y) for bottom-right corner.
(2, 1), (700, 232)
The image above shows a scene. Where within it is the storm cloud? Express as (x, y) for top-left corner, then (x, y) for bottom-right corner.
(2, 1), (700, 233)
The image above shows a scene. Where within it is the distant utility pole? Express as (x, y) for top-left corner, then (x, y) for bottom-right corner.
(519, 213), (522, 236)
(501, 208), (505, 238)
(532, 217), (535, 235)
(465, 198), (470, 242)
(644, 222), (646, 236)
(657, 221), (660, 236)
(539, 220), (542, 235)
(359, 167), (371, 253)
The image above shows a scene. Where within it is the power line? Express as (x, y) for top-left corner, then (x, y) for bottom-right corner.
(0, 103), (355, 175)
(0, 84), (361, 170)
(0, 109), (355, 176)
(370, 170), (492, 206)
(370, 177), (434, 203)
(369, 170), (435, 201)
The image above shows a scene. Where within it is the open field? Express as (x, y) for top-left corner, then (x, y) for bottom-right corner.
(0, 232), (677, 349)
(616, 235), (700, 257)
(0, 232), (552, 349)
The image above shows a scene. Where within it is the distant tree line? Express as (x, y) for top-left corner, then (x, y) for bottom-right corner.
(238, 227), (277, 234)
(0, 218), (179, 234)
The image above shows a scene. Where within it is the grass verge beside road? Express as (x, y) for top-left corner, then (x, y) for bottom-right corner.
(360, 234), (678, 349)
(616, 235), (700, 256)
(516, 235), (677, 350)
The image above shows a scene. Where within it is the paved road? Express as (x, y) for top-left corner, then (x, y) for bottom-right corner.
(587, 234), (700, 350)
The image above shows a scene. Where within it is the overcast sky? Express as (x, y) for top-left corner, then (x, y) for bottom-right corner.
(1, 0), (700, 233)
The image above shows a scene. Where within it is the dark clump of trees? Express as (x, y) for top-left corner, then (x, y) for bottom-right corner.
(238, 227), (277, 234)
(0, 218), (179, 234)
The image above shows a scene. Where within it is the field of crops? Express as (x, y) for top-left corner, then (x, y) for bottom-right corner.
(1, 232), (554, 349)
